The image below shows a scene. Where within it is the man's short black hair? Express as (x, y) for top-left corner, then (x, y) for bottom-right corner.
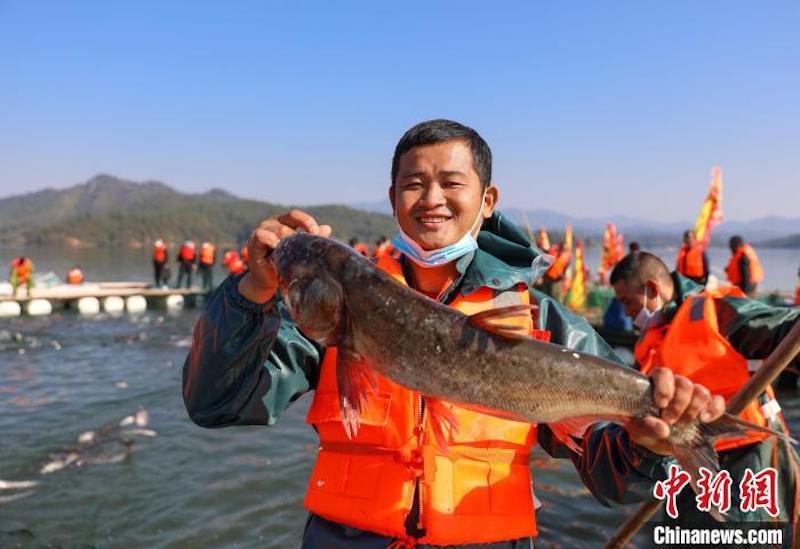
(391, 119), (492, 189)
(729, 235), (744, 250)
(610, 251), (673, 290)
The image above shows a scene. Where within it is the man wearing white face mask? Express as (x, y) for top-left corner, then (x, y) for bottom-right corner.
(184, 120), (729, 548)
(611, 251), (800, 539)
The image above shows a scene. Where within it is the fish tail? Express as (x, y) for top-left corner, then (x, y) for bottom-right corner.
(670, 413), (792, 522)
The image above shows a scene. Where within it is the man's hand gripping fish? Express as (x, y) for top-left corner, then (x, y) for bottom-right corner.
(272, 233), (788, 517)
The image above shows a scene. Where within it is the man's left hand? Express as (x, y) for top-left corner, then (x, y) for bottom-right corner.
(627, 367), (726, 455)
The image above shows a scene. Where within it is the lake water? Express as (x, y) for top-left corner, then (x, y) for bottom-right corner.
(0, 246), (798, 548)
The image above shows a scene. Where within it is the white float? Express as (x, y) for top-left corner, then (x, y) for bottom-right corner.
(165, 294), (185, 310)
(26, 299), (53, 316)
(126, 295), (147, 314)
(0, 301), (22, 317)
(102, 296), (124, 314)
(77, 297), (101, 315)
(0, 282), (13, 296)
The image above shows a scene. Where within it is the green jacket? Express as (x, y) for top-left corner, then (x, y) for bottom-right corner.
(183, 213), (673, 545)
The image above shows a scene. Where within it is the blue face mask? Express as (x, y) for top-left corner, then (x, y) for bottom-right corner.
(391, 194), (486, 269)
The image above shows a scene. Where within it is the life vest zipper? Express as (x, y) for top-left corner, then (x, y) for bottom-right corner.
(416, 393), (427, 532)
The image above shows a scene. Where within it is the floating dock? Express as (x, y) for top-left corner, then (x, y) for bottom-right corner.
(0, 282), (209, 317)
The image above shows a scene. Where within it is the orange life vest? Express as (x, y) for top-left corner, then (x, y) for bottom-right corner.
(304, 254), (549, 545)
(66, 268), (84, 285)
(373, 242), (394, 259)
(179, 242), (196, 262)
(634, 286), (780, 452)
(153, 242), (167, 263)
(199, 243), (215, 266)
(725, 244), (763, 286)
(228, 258), (245, 275)
(676, 244), (704, 279)
(12, 258), (32, 284)
(353, 242), (369, 257)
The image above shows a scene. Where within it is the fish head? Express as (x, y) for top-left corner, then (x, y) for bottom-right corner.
(272, 233), (348, 346)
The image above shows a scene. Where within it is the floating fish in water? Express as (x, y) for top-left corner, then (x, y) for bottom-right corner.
(272, 233), (788, 518)
(0, 479), (38, 506)
(0, 480), (38, 490)
(40, 409), (155, 475)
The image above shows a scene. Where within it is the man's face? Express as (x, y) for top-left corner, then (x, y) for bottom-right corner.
(613, 279), (646, 318)
(389, 140), (496, 251)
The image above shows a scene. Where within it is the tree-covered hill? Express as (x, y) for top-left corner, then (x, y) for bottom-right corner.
(0, 176), (396, 248)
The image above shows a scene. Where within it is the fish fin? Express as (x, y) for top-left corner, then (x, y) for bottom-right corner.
(426, 397), (460, 453)
(548, 416), (601, 456)
(469, 304), (537, 340)
(336, 343), (374, 440)
(706, 412), (796, 445)
(666, 412), (791, 523)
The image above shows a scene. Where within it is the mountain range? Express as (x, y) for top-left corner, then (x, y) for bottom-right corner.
(352, 200), (800, 247)
(0, 175), (797, 248)
(0, 175), (395, 248)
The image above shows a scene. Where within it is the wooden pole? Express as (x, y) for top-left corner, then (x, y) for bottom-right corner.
(604, 320), (800, 549)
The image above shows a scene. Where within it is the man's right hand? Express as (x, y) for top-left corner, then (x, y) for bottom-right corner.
(238, 209), (332, 303)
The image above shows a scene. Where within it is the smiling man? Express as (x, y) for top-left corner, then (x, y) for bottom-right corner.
(183, 119), (726, 548)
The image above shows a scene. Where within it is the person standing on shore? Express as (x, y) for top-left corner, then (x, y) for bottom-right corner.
(177, 240), (196, 289)
(153, 239), (168, 287)
(198, 241), (216, 291)
(9, 256), (34, 297)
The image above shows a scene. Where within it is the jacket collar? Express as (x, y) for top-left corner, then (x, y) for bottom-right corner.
(660, 271), (705, 323)
(460, 211), (548, 295)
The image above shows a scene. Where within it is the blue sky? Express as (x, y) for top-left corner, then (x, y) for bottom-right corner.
(1, 1), (798, 221)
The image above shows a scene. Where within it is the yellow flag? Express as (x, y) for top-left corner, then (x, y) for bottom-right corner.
(567, 240), (587, 311)
(694, 166), (723, 249)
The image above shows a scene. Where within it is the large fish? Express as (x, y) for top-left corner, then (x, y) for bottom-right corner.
(272, 233), (784, 514)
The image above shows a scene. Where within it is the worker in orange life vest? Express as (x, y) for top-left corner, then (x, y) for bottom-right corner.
(9, 256), (34, 297)
(66, 266), (85, 285)
(725, 235), (764, 297)
(612, 251), (799, 535)
(373, 235), (394, 259)
(349, 237), (370, 256)
(675, 230), (708, 286)
(176, 240), (196, 289)
(222, 250), (246, 276)
(198, 241), (216, 291)
(184, 120), (729, 548)
(153, 239), (168, 287)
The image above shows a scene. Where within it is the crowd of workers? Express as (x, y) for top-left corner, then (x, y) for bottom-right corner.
(150, 239), (249, 291)
(2, 231), (792, 303)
